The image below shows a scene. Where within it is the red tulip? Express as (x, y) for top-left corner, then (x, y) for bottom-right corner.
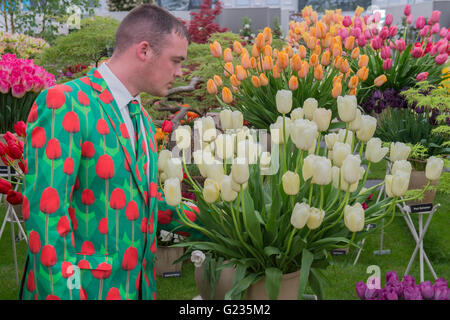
(80, 241), (95, 255)
(81, 141), (95, 158)
(93, 69), (102, 79)
(140, 218), (148, 233)
(31, 126), (46, 149)
(81, 188), (95, 206)
(40, 187), (60, 214)
(61, 261), (75, 278)
(91, 262), (112, 279)
(7, 143), (23, 159)
(26, 270), (35, 292)
(122, 246), (138, 271)
(22, 195), (29, 221)
(106, 288), (121, 300)
(147, 213), (154, 234)
(110, 188), (126, 210)
(96, 119), (109, 135)
(7, 190), (23, 205)
(62, 111), (80, 133)
(77, 259), (90, 270)
(63, 157), (75, 175)
(184, 209), (197, 222)
(45, 138), (61, 160)
(98, 218), (108, 234)
(46, 294), (60, 300)
(135, 272), (141, 291)
(99, 89), (113, 104)
(27, 102), (38, 123)
(150, 237), (156, 254)
(161, 120), (173, 133)
(14, 121), (26, 138)
(46, 87), (66, 109)
(40, 244), (57, 267)
(28, 230), (41, 254)
(80, 287), (88, 300)
(120, 123), (129, 139)
(56, 216), (71, 237)
(150, 182), (158, 198)
(125, 200), (139, 221)
(96, 154), (115, 179)
(0, 179), (12, 194)
(19, 158), (27, 174)
(68, 207), (78, 231)
(157, 209), (172, 225)
(77, 91), (90, 106)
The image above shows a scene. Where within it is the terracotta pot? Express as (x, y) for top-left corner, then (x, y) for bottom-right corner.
(407, 170), (438, 205)
(245, 269), (301, 300)
(194, 262), (235, 300)
(154, 246), (184, 276)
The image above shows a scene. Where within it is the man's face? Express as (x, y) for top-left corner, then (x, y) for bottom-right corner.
(140, 32), (188, 97)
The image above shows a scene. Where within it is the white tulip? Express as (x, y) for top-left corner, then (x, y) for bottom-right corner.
(302, 154), (318, 181)
(312, 108), (332, 132)
(332, 166), (358, 192)
(337, 128), (353, 146)
(356, 115), (377, 142)
(291, 203), (310, 229)
(160, 230), (174, 242)
(290, 107), (304, 120)
(165, 157), (184, 181)
(391, 172), (409, 197)
(291, 118), (318, 151)
(270, 122), (290, 145)
(231, 158), (249, 185)
(341, 154), (362, 185)
(157, 149), (172, 172)
(232, 110), (244, 130)
(392, 160), (412, 177)
(220, 175), (238, 202)
(235, 127), (250, 145)
(164, 178), (181, 206)
(282, 171), (300, 195)
(324, 133), (338, 150)
(337, 95), (357, 122)
(312, 157), (332, 185)
(202, 116), (217, 142)
(344, 203), (365, 232)
(306, 207), (325, 229)
(205, 159), (225, 184)
(219, 109), (233, 130)
(385, 175), (394, 197)
(215, 133), (235, 160)
(332, 142), (351, 167)
(175, 125), (191, 149)
(276, 89), (293, 114)
(303, 98), (318, 120)
(191, 250), (206, 268)
(259, 151), (272, 172)
(348, 108), (362, 132)
(390, 142), (411, 162)
(365, 138), (388, 163)
(193, 150), (208, 177)
(425, 156), (444, 181)
(203, 178), (220, 203)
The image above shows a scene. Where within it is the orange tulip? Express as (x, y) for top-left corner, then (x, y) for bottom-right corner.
(348, 75), (359, 89)
(263, 27), (273, 45)
(251, 75), (261, 88)
(291, 54), (302, 71)
(259, 73), (269, 86)
(273, 66), (281, 79)
(321, 51), (331, 66)
(263, 45), (272, 57)
(339, 58), (350, 74)
(323, 33), (332, 48)
(235, 65), (247, 81)
(356, 66), (369, 81)
(224, 62), (234, 77)
(230, 74), (241, 87)
(358, 54), (369, 68)
(314, 65), (324, 80)
(224, 48), (233, 62)
(277, 51), (289, 69)
(284, 45), (293, 57)
(333, 74), (343, 86)
(222, 87), (233, 104)
(263, 55), (273, 71)
(210, 41), (222, 58)
(309, 53), (319, 67)
(349, 88), (357, 96)
(250, 57), (258, 69)
(255, 33), (265, 50)
(233, 41), (243, 55)
(289, 75), (299, 90)
(331, 82), (342, 98)
(298, 45), (307, 59)
(315, 21), (327, 39)
(213, 75), (223, 87)
(298, 61), (310, 78)
(251, 44), (260, 58)
(156, 128), (165, 141)
(351, 47), (360, 60)
(314, 44), (322, 56)
(332, 43), (342, 57)
(374, 75), (387, 87)
(241, 53), (251, 69)
(334, 56), (343, 69)
(206, 79), (218, 94)
(344, 36), (355, 51)
(306, 36), (317, 50)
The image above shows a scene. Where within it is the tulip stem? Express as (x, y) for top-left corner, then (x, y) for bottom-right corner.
(319, 185), (324, 210)
(343, 122), (349, 145)
(308, 184), (313, 206)
(182, 149), (202, 194)
(315, 132), (322, 155)
(280, 228), (297, 270)
(175, 206), (218, 242)
(359, 141), (365, 158)
(283, 114), (287, 173)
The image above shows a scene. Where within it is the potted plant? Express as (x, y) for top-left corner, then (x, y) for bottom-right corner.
(154, 230), (186, 277)
(157, 91), (442, 300)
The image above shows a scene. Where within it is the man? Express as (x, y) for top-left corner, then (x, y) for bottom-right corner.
(19, 4), (202, 300)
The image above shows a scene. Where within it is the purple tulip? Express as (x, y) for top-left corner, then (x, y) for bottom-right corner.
(419, 281), (435, 299)
(402, 275), (416, 287)
(383, 287), (399, 300)
(365, 287), (379, 300)
(434, 286), (448, 300)
(435, 278), (448, 288)
(356, 281), (368, 300)
(386, 271), (399, 284)
(404, 285), (423, 300)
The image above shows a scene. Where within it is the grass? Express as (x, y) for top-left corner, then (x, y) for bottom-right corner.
(1, 159), (448, 300)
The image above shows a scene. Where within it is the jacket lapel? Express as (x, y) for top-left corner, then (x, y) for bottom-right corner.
(85, 68), (148, 206)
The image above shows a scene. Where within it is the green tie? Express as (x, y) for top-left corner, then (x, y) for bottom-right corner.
(128, 100), (142, 160)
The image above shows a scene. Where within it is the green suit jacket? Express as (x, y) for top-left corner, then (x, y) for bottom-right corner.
(19, 68), (201, 300)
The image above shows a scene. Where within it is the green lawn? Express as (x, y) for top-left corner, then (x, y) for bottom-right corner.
(1, 175), (448, 300)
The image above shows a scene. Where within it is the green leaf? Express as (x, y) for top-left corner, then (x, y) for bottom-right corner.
(265, 267), (283, 300)
(264, 246), (281, 257)
(297, 248), (314, 300)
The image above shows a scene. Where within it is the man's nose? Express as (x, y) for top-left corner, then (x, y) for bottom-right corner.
(175, 65), (183, 78)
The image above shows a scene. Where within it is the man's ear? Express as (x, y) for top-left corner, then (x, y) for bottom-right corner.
(136, 41), (152, 61)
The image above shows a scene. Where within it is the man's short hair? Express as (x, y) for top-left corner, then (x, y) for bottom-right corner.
(114, 4), (189, 56)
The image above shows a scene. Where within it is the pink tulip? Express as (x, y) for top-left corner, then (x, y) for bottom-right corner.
(354, 17), (362, 29)
(373, 12), (381, 23)
(11, 83), (26, 98)
(357, 35), (367, 47)
(416, 72), (429, 82)
(438, 42), (448, 54)
(406, 15), (414, 25)
(419, 25), (430, 37)
(338, 28), (349, 40)
(389, 25), (397, 37)
(396, 39), (406, 52)
(404, 4), (411, 16)
(0, 80), (10, 94)
(431, 23), (440, 35)
(379, 26), (389, 40)
(383, 58), (393, 70)
(435, 53), (448, 65)
(372, 37), (383, 50)
(447, 32), (450, 41)
(363, 15), (370, 25)
(351, 27), (361, 38)
(381, 46), (391, 60)
(416, 16), (426, 29)
(429, 11), (441, 25)
(430, 44), (439, 56)
(343, 16), (352, 27)
(385, 14), (393, 26)
(364, 29), (372, 39)
(439, 27), (448, 38)
(411, 46), (423, 58)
